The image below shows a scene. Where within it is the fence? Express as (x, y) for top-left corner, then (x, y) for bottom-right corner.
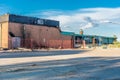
(8, 38), (73, 49)
(8, 38), (101, 49)
(49, 40), (73, 49)
(8, 38), (32, 49)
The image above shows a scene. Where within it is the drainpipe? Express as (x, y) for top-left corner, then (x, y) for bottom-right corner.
(0, 24), (2, 50)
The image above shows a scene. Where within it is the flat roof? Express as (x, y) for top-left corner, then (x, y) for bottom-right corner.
(61, 31), (115, 39)
(75, 34), (116, 39)
(61, 31), (75, 36)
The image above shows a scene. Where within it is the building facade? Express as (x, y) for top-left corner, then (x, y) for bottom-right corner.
(74, 34), (116, 48)
(0, 14), (116, 49)
(0, 14), (73, 49)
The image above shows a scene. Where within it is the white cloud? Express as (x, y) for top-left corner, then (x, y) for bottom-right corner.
(34, 8), (120, 30)
(30, 8), (120, 40)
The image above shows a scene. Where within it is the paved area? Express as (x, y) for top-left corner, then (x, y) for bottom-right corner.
(0, 48), (120, 80)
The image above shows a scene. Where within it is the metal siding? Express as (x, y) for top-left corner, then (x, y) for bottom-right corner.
(9, 15), (39, 25)
(9, 14), (59, 27)
(44, 19), (59, 27)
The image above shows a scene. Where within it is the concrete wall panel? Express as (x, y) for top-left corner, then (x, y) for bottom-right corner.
(0, 22), (9, 48)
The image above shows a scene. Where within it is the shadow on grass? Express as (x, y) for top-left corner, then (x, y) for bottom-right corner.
(1, 57), (120, 80)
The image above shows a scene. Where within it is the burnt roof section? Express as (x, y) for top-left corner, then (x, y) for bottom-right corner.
(0, 14), (59, 27)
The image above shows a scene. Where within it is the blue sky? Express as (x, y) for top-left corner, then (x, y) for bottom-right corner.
(1, 0), (120, 14)
(0, 0), (120, 40)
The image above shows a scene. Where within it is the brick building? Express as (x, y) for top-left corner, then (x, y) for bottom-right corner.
(0, 14), (74, 49)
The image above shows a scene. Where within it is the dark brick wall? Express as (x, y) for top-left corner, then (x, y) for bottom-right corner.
(8, 22), (73, 49)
